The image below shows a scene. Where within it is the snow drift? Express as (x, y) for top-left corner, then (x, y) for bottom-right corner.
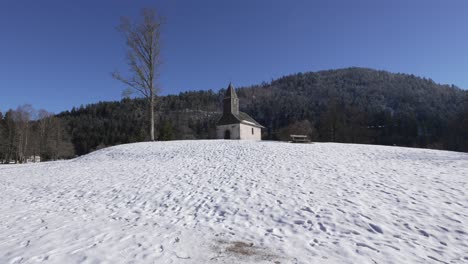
(0, 140), (467, 263)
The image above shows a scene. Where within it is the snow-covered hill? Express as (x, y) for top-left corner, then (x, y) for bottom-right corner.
(0, 141), (467, 264)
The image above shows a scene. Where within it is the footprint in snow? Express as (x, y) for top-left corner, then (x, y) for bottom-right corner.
(293, 220), (305, 225)
(419, 230), (430, 237)
(318, 222), (327, 232)
(369, 223), (383, 234)
(154, 245), (164, 258)
(20, 240), (30, 247)
(356, 242), (379, 252)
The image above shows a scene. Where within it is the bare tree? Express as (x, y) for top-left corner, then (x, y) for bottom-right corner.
(113, 8), (163, 141)
(37, 109), (53, 160)
(0, 111), (5, 163)
(12, 105), (35, 163)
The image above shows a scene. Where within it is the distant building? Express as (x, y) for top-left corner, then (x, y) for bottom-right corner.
(216, 83), (264, 140)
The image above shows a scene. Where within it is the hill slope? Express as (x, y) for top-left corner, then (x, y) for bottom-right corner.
(1, 141), (467, 263)
(58, 67), (467, 155)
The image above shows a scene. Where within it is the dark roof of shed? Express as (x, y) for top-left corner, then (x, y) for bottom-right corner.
(217, 111), (265, 128)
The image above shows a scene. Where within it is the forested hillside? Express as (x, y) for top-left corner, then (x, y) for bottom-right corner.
(1, 67), (467, 162)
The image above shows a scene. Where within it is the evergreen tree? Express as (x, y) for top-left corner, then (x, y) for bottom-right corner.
(158, 120), (174, 141)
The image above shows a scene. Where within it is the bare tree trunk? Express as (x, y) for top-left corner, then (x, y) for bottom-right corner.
(55, 122), (61, 160)
(17, 125), (24, 163)
(150, 94), (155, 141)
(24, 123), (29, 163)
(6, 125), (13, 163)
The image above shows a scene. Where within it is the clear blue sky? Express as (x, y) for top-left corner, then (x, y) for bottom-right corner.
(1, 0), (467, 113)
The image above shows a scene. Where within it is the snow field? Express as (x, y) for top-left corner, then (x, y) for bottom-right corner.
(0, 140), (467, 263)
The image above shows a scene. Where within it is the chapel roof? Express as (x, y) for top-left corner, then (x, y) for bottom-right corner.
(217, 111), (265, 128)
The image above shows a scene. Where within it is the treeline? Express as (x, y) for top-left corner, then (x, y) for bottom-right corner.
(0, 105), (74, 163)
(58, 68), (467, 154)
(1, 67), (467, 162)
(57, 90), (221, 155)
(238, 68), (468, 151)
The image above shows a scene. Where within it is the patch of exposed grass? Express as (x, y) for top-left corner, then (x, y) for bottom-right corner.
(211, 240), (282, 263)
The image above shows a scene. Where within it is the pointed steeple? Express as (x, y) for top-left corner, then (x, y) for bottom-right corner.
(223, 83), (239, 115)
(224, 82), (238, 99)
(216, 82), (264, 130)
